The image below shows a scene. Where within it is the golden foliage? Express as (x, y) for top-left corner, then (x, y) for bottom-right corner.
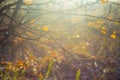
(17, 60), (24, 66)
(76, 69), (81, 80)
(101, 26), (107, 34)
(102, 26), (106, 30)
(114, 22), (119, 25)
(101, 0), (109, 3)
(42, 26), (48, 31)
(101, 30), (106, 34)
(110, 31), (117, 39)
(96, 20), (104, 24)
(87, 22), (94, 26)
(24, 0), (33, 5)
(111, 34), (116, 39)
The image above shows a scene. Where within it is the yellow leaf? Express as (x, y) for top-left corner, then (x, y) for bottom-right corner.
(101, 30), (106, 34)
(111, 34), (116, 39)
(102, 26), (106, 30)
(96, 20), (104, 24)
(17, 61), (24, 66)
(101, 27), (107, 34)
(101, 0), (105, 3)
(24, 0), (33, 5)
(114, 22), (119, 25)
(42, 26), (48, 31)
(76, 69), (81, 80)
(101, 0), (109, 3)
(87, 22), (94, 26)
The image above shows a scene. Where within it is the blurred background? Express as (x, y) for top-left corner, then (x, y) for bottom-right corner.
(0, 0), (120, 80)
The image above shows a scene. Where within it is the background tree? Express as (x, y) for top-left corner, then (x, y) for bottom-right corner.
(0, 0), (120, 80)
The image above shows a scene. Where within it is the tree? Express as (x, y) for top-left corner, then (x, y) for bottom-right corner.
(0, 0), (120, 79)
